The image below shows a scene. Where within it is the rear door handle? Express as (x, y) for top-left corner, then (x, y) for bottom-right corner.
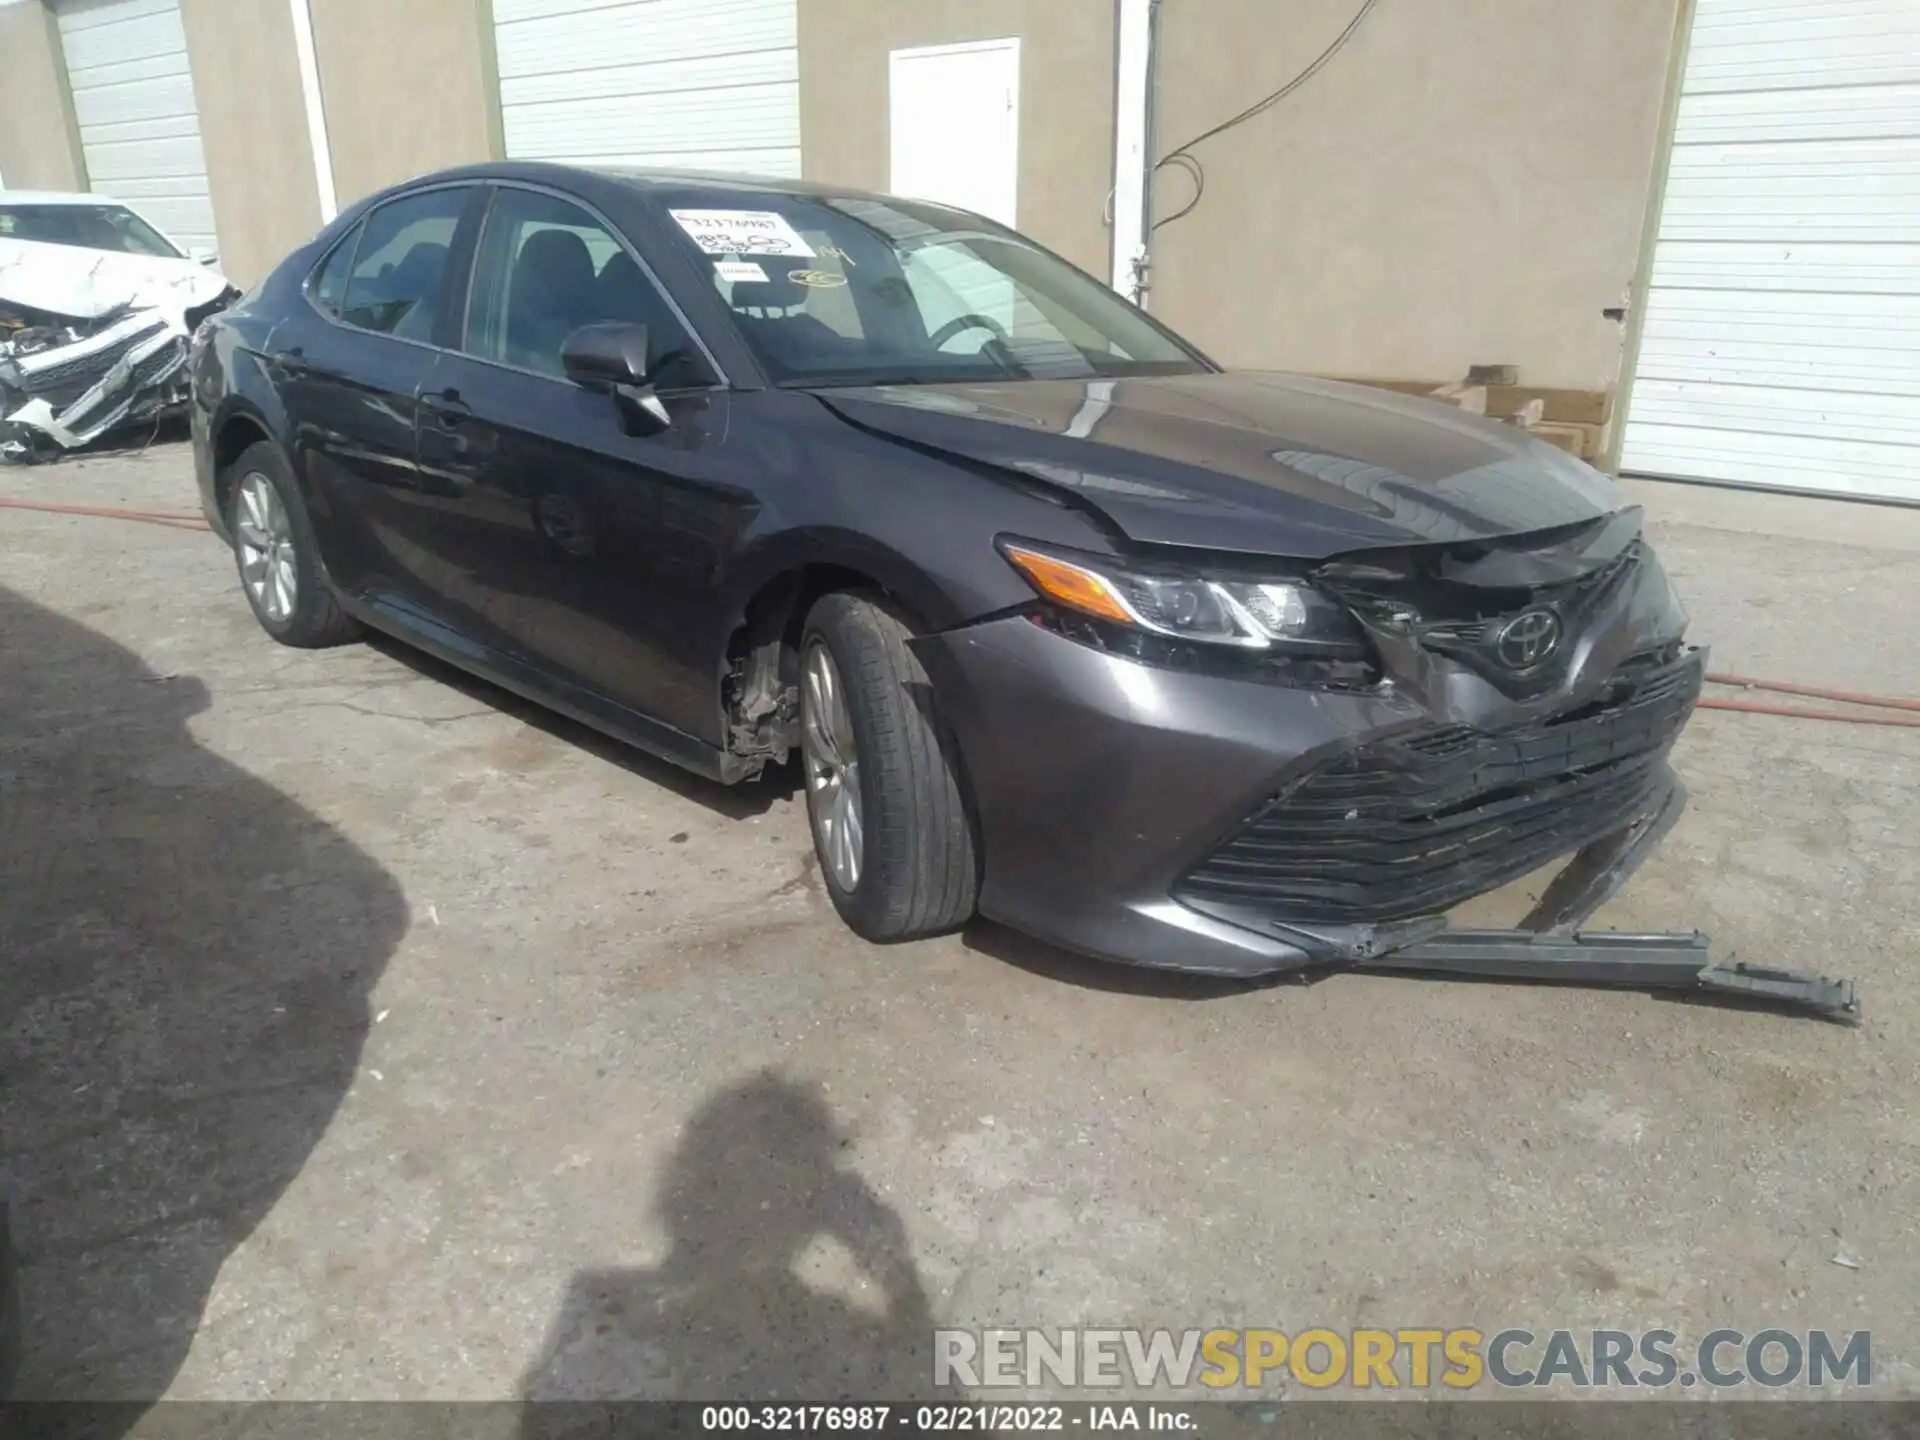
(266, 346), (306, 379)
(421, 389), (472, 423)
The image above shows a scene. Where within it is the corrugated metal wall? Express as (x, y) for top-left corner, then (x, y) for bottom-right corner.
(492, 0), (801, 175)
(1621, 0), (1920, 503)
(56, 0), (217, 252)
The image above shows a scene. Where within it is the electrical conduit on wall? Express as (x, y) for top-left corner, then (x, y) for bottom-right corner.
(1109, 0), (1155, 302)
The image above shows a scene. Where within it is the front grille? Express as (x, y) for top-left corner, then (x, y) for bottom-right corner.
(1342, 542), (1646, 700)
(1420, 549), (1636, 657)
(10, 316), (171, 410)
(1176, 648), (1702, 924)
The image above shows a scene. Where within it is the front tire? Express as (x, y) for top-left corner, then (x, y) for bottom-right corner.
(228, 441), (362, 648)
(800, 592), (978, 942)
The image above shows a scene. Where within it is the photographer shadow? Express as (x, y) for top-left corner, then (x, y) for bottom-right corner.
(519, 1072), (950, 1427)
(0, 584), (407, 1424)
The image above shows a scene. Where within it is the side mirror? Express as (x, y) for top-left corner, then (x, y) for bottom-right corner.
(190, 246), (219, 267)
(561, 321), (652, 390)
(561, 322), (670, 436)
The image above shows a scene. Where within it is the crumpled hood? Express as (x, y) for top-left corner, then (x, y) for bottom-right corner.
(817, 371), (1623, 558)
(0, 237), (230, 325)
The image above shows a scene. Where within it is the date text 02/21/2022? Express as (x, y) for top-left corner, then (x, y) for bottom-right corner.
(698, 1403), (1196, 1432)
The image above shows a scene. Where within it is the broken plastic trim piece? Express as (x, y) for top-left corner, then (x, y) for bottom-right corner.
(1520, 768), (1690, 932)
(1690, 962), (1861, 1020)
(1262, 764), (1690, 964)
(1263, 766), (1859, 1023)
(1351, 929), (1860, 1025)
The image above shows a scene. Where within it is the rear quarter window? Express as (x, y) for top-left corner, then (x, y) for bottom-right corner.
(308, 228), (360, 317)
(335, 188), (468, 341)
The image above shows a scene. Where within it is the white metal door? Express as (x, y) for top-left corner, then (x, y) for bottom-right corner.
(890, 39), (1020, 226)
(1621, 0), (1920, 503)
(492, 0), (801, 176)
(56, 0), (217, 254)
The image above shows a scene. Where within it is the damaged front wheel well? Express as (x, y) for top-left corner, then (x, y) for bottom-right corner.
(722, 564), (908, 768)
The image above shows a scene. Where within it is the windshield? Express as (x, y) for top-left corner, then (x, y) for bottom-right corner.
(0, 202), (183, 258)
(653, 187), (1208, 387)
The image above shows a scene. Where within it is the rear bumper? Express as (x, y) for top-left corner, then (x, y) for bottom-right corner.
(189, 400), (229, 542)
(914, 613), (1703, 978)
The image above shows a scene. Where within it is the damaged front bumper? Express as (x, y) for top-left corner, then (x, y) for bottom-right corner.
(915, 611), (1693, 977)
(0, 238), (234, 460)
(914, 587), (1858, 1022)
(0, 307), (195, 457)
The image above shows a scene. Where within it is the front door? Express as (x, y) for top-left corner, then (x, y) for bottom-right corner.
(413, 184), (751, 744)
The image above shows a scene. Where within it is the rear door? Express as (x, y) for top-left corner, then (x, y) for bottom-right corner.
(278, 185), (481, 605)
(414, 183), (746, 740)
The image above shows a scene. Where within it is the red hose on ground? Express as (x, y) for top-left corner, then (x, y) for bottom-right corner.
(1704, 670), (1920, 714)
(2, 496), (1917, 726)
(1698, 696), (1920, 728)
(0, 496), (209, 530)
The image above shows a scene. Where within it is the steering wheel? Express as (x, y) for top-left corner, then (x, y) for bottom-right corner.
(930, 313), (1011, 351)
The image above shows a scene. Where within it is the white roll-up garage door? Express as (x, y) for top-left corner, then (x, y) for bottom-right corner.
(57, 0), (218, 254)
(1621, 0), (1920, 503)
(493, 0), (801, 176)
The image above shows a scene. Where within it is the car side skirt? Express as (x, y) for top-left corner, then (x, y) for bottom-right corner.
(346, 591), (757, 786)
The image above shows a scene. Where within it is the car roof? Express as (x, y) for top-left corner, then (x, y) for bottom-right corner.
(0, 190), (131, 206)
(379, 160), (923, 211)
(587, 166), (889, 200)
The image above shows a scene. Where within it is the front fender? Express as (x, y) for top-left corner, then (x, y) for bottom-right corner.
(715, 400), (1118, 638)
(721, 524), (1010, 637)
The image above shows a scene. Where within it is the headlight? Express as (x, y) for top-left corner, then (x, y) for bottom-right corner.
(999, 539), (1368, 656)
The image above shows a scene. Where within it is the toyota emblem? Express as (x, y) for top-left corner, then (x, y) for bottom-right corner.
(1494, 608), (1562, 669)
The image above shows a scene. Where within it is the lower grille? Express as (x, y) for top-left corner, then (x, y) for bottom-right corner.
(1176, 649), (1702, 924)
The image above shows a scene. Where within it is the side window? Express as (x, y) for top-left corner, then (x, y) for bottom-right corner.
(463, 187), (696, 381)
(337, 188), (467, 342)
(308, 226), (359, 317)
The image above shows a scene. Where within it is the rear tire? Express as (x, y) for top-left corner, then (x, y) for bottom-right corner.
(800, 592), (978, 942)
(228, 440), (362, 649)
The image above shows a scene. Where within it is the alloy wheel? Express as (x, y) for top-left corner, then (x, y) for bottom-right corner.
(235, 472), (297, 623)
(802, 641), (863, 891)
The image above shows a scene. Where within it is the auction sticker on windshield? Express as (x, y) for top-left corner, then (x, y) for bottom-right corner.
(670, 209), (815, 258)
(713, 259), (769, 285)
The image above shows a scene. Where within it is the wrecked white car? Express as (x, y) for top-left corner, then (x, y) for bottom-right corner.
(0, 193), (236, 461)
